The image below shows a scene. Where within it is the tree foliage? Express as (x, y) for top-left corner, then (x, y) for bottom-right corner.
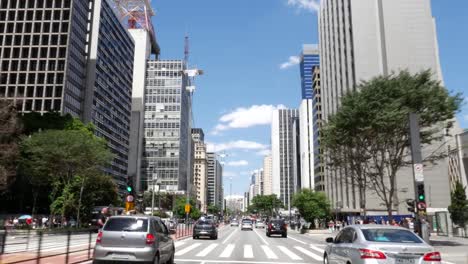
(321, 70), (462, 218)
(207, 204), (221, 215)
(19, 120), (113, 220)
(292, 189), (331, 228)
(174, 196), (200, 219)
(0, 100), (21, 192)
(249, 195), (283, 216)
(448, 182), (468, 227)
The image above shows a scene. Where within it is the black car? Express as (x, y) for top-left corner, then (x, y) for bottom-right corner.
(193, 219), (218, 239)
(266, 219), (287, 237)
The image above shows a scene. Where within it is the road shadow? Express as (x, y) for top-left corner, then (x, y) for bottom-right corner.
(430, 240), (463, 246)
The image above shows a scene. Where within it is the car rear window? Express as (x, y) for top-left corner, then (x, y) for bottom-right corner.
(270, 220), (284, 224)
(242, 220), (252, 223)
(103, 218), (148, 232)
(362, 229), (423, 243)
(197, 220), (213, 225)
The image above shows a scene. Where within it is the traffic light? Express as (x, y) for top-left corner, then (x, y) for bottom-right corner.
(126, 186), (133, 193)
(126, 176), (134, 194)
(417, 184), (425, 202)
(406, 199), (415, 213)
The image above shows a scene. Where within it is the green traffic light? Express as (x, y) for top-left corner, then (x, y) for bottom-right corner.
(418, 194), (424, 200)
(127, 186), (132, 192)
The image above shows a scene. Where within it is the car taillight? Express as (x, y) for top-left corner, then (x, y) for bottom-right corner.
(146, 233), (155, 245)
(96, 231), (103, 244)
(423, 252), (442, 262)
(268, 224), (272, 229)
(359, 249), (386, 259)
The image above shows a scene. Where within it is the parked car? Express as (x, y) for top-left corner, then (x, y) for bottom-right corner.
(323, 225), (442, 264)
(241, 219), (253, 231)
(266, 219), (287, 237)
(93, 215), (175, 264)
(193, 219), (218, 239)
(255, 221), (265, 228)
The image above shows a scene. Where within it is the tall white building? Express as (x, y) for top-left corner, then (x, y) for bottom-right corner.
(207, 152), (223, 209)
(263, 156), (273, 195)
(143, 60), (192, 194)
(272, 108), (300, 209)
(192, 128), (208, 212)
(319, 0), (462, 214)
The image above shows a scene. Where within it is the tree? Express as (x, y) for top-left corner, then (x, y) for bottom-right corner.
(250, 195), (283, 216)
(321, 70), (462, 218)
(174, 197), (197, 218)
(0, 100), (21, 192)
(207, 204), (221, 215)
(292, 189), (331, 228)
(448, 182), (468, 228)
(20, 126), (112, 219)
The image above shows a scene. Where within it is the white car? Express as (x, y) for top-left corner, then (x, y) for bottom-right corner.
(255, 221), (265, 228)
(241, 219), (253, 230)
(230, 220), (239, 227)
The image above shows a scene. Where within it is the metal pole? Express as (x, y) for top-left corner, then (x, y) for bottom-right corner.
(65, 230), (71, 264)
(36, 231), (43, 264)
(151, 172), (155, 215)
(88, 230), (92, 260)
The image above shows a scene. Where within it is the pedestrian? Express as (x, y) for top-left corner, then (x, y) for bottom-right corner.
(336, 220), (342, 231)
(328, 220), (335, 232)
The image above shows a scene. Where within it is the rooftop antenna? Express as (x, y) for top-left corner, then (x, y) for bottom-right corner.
(184, 35), (190, 66)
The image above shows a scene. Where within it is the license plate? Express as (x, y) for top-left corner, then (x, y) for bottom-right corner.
(200, 231), (208, 234)
(113, 254), (129, 259)
(395, 258), (415, 264)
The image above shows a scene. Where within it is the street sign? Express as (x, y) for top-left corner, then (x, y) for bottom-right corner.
(417, 202), (427, 210)
(414, 163), (424, 182)
(126, 195), (134, 203)
(185, 204), (191, 214)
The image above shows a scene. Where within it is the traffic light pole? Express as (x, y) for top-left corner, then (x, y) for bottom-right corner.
(409, 113), (429, 243)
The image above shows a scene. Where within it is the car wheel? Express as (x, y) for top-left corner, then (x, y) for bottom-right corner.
(323, 254), (329, 264)
(166, 250), (175, 264)
(266, 232), (270, 237)
(282, 233), (287, 238)
(193, 235), (197, 239)
(153, 255), (160, 264)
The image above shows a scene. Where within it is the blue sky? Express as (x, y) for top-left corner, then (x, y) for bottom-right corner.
(150, 0), (468, 196)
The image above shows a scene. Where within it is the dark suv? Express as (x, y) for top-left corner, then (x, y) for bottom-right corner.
(193, 219), (218, 239)
(266, 219), (287, 238)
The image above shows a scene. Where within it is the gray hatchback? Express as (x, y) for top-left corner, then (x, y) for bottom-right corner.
(324, 225), (442, 264)
(93, 216), (175, 264)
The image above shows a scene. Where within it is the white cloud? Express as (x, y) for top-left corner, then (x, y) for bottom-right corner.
(223, 171), (237, 177)
(280, 56), (301, 69)
(287, 0), (320, 13)
(226, 160), (249, 167)
(211, 104), (286, 134)
(256, 149), (272, 156)
(207, 140), (268, 152)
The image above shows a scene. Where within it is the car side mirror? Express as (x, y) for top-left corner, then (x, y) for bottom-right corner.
(326, 237), (334, 243)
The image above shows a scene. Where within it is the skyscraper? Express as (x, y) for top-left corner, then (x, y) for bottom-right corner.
(271, 108), (299, 209)
(263, 155), (273, 195)
(319, 0), (462, 214)
(312, 66), (324, 192)
(0, 0), (135, 189)
(85, 0), (135, 188)
(143, 60), (192, 194)
(192, 128), (208, 212)
(207, 152), (223, 209)
(299, 45), (320, 191)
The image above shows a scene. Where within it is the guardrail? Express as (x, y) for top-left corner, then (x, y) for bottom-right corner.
(0, 227), (95, 264)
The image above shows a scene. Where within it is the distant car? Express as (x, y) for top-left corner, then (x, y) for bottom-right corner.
(255, 221), (265, 228)
(230, 220), (239, 227)
(93, 215), (175, 264)
(266, 219), (287, 237)
(193, 219), (218, 239)
(323, 225), (442, 264)
(241, 219), (253, 231)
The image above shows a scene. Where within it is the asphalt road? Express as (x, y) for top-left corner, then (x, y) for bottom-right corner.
(173, 225), (328, 264)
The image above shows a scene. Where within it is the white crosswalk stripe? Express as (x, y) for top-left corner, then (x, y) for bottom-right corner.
(174, 241), (186, 248)
(310, 244), (325, 254)
(278, 245), (303, 260)
(219, 244), (235, 258)
(294, 246), (323, 261)
(196, 243), (218, 257)
(175, 242), (201, 256)
(261, 245), (278, 259)
(244, 244), (254, 258)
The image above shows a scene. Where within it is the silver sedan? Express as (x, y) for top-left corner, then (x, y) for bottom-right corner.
(324, 225), (442, 264)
